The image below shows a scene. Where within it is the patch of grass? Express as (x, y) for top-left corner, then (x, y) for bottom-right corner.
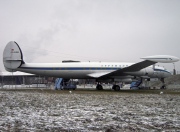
(0, 88), (180, 95)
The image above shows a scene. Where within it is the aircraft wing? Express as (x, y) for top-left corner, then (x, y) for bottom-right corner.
(120, 60), (156, 72)
(88, 71), (113, 78)
(96, 54), (180, 78)
(98, 60), (157, 78)
(87, 54), (180, 78)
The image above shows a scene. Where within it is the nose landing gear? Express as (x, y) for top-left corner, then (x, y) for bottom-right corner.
(160, 78), (166, 89)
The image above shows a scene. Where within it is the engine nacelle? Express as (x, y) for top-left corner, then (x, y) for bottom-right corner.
(96, 79), (114, 83)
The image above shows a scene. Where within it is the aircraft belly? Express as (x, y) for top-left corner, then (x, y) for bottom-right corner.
(18, 68), (92, 79)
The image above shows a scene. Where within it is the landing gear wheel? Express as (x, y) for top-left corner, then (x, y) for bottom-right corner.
(96, 84), (103, 90)
(161, 85), (166, 89)
(112, 85), (115, 90)
(112, 85), (120, 91)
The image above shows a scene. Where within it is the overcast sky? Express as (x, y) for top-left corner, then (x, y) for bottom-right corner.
(0, 0), (180, 72)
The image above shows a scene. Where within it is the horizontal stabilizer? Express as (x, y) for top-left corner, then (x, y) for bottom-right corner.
(5, 59), (22, 61)
(141, 55), (179, 63)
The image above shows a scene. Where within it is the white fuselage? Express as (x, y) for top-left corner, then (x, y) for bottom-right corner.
(17, 62), (171, 79)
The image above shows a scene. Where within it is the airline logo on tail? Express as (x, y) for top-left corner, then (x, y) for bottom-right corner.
(11, 49), (19, 53)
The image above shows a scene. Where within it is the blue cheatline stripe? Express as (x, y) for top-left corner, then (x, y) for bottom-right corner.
(154, 69), (171, 74)
(20, 67), (121, 70)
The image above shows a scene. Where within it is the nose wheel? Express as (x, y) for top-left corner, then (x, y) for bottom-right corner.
(160, 78), (166, 89)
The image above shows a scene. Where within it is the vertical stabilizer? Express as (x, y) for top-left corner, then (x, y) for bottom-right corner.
(3, 41), (24, 72)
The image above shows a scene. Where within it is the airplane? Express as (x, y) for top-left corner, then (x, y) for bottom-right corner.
(3, 41), (179, 90)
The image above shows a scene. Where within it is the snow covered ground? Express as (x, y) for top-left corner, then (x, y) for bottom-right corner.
(0, 89), (179, 131)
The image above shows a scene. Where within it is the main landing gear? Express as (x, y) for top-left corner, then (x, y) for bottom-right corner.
(96, 84), (103, 90)
(96, 83), (120, 91)
(112, 85), (120, 91)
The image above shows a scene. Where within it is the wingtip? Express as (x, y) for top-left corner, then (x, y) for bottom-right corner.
(141, 55), (179, 63)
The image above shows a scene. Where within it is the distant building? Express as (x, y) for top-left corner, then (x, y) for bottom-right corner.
(0, 71), (53, 87)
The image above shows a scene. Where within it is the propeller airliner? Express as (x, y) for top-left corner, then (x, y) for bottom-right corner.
(3, 41), (179, 90)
